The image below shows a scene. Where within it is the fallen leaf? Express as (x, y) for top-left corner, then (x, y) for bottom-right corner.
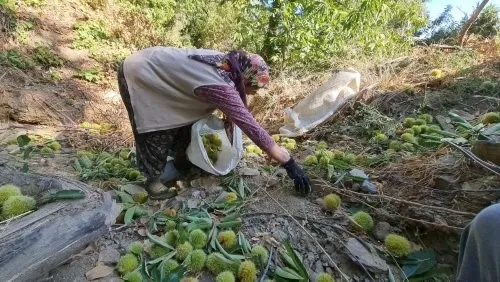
(85, 264), (115, 280)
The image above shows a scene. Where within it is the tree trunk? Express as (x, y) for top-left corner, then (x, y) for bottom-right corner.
(458, 0), (489, 46)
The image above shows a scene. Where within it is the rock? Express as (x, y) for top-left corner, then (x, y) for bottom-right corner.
(6, 144), (19, 153)
(434, 174), (459, 190)
(119, 184), (147, 196)
(314, 260), (325, 273)
(346, 238), (389, 273)
(349, 169), (369, 180)
(272, 229), (289, 242)
(351, 182), (361, 192)
(206, 185), (223, 195)
(452, 110), (475, 121)
(85, 264), (115, 280)
(187, 198), (201, 209)
(360, 180), (377, 193)
(96, 278), (121, 282)
(98, 248), (120, 265)
(275, 168), (287, 177)
(240, 167), (260, 176)
(372, 222), (391, 241)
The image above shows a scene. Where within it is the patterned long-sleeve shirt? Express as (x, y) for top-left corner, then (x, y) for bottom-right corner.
(194, 85), (276, 152)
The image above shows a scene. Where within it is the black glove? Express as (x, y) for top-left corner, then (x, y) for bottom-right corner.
(282, 157), (312, 196)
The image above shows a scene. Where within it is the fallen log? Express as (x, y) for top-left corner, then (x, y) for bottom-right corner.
(0, 165), (120, 282)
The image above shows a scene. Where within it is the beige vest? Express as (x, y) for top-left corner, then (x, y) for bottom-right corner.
(123, 47), (230, 133)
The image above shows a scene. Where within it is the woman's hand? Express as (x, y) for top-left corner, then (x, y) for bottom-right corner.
(266, 144), (312, 195)
(282, 157), (312, 195)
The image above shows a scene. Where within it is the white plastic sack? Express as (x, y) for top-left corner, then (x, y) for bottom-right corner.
(279, 70), (361, 137)
(187, 115), (243, 175)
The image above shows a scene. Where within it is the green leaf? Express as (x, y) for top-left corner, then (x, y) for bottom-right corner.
(23, 146), (33, 160)
(402, 249), (437, 278)
(21, 163), (29, 172)
(284, 240), (309, 279)
(482, 123), (500, 136)
(124, 206), (136, 225)
(408, 265), (453, 282)
(147, 230), (175, 251)
(17, 134), (31, 147)
(48, 189), (85, 202)
(274, 267), (304, 280)
(115, 190), (135, 204)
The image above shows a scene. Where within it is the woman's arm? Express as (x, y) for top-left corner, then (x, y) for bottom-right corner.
(195, 85), (311, 195)
(195, 85), (290, 164)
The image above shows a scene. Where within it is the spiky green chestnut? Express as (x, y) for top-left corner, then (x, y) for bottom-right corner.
(238, 260), (257, 282)
(216, 271), (235, 282)
(285, 142), (296, 150)
(317, 141), (328, 150)
(415, 119), (426, 125)
(404, 118), (415, 128)
(385, 234), (411, 257)
(118, 253), (139, 274)
(218, 230), (237, 249)
(165, 230), (179, 246)
(318, 156), (330, 166)
(40, 147), (53, 155)
(149, 244), (169, 259)
(389, 140), (402, 152)
(401, 133), (416, 143)
(420, 125), (429, 133)
(127, 170), (142, 181)
(127, 241), (143, 255)
(162, 259), (179, 274)
(189, 229), (207, 249)
(403, 128), (414, 134)
(343, 153), (356, 164)
(419, 114), (433, 124)
(401, 142), (415, 152)
(304, 155), (318, 166)
(316, 272), (335, 282)
(181, 278), (198, 282)
(374, 133), (388, 143)
(411, 125), (422, 135)
(431, 69), (442, 78)
(123, 271), (143, 282)
(323, 194), (341, 210)
(166, 220), (177, 230)
(482, 112), (500, 124)
(187, 249), (207, 272)
(206, 252), (226, 275)
(176, 241), (193, 261)
(332, 150), (345, 159)
(2, 195), (36, 218)
(272, 135), (280, 142)
(351, 211), (374, 231)
(132, 191), (148, 204)
(48, 141), (61, 151)
(0, 184), (21, 205)
(251, 245), (269, 267)
(226, 192), (238, 203)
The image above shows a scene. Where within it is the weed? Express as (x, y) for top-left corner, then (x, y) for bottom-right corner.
(48, 69), (63, 83)
(32, 45), (64, 68)
(15, 20), (34, 44)
(22, 0), (46, 7)
(74, 69), (104, 83)
(0, 50), (35, 69)
(73, 20), (109, 50)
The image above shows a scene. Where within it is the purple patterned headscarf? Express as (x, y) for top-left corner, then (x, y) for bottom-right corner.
(189, 50), (270, 106)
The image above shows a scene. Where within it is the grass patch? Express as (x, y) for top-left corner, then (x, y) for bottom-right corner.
(0, 50), (35, 69)
(74, 69), (104, 83)
(32, 44), (64, 68)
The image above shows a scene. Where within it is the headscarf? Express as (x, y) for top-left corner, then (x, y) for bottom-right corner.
(189, 50), (270, 107)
